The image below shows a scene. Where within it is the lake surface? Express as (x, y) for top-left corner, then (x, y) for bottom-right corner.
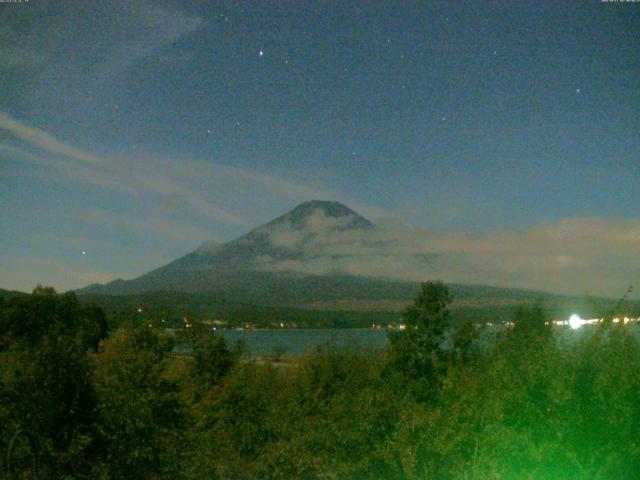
(171, 323), (640, 356)
(217, 328), (390, 355)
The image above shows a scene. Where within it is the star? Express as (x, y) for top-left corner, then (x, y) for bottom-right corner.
(576, 88), (581, 94)
(207, 129), (212, 134)
(442, 116), (446, 121)
(258, 50), (264, 57)
(82, 251), (86, 255)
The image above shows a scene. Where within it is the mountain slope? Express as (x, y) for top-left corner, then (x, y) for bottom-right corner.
(76, 200), (591, 310)
(78, 200), (380, 296)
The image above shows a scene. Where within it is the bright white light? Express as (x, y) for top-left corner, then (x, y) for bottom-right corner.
(569, 314), (583, 330)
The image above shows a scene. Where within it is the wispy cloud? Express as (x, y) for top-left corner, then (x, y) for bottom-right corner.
(254, 208), (640, 297)
(0, 112), (246, 226)
(90, 2), (204, 81)
(0, 1), (204, 111)
(0, 112), (107, 165)
(1, 110), (383, 231)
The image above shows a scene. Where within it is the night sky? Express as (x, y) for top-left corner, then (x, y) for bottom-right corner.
(1, 1), (639, 294)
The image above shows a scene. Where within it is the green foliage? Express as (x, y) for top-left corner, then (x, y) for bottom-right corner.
(3, 285), (640, 479)
(452, 319), (480, 362)
(1, 288), (107, 351)
(187, 363), (286, 479)
(386, 305), (640, 479)
(0, 287), (108, 478)
(188, 328), (236, 398)
(509, 303), (552, 344)
(253, 350), (397, 479)
(90, 326), (185, 478)
(388, 280), (453, 398)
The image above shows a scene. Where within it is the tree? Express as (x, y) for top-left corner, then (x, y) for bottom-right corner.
(509, 303), (552, 344)
(188, 363), (284, 479)
(388, 280), (453, 396)
(0, 287), (108, 478)
(90, 326), (186, 478)
(452, 319), (479, 363)
(0, 288), (107, 352)
(190, 331), (236, 395)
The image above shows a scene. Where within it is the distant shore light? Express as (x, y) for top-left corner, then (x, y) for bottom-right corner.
(569, 314), (583, 330)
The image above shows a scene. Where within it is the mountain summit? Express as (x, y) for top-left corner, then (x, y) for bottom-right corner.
(261, 200), (374, 232)
(195, 200), (373, 259)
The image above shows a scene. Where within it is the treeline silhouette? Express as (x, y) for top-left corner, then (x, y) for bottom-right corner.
(1, 282), (639, 479)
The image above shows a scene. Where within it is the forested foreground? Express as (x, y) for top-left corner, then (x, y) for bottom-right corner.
(1, 283), (640, 479)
